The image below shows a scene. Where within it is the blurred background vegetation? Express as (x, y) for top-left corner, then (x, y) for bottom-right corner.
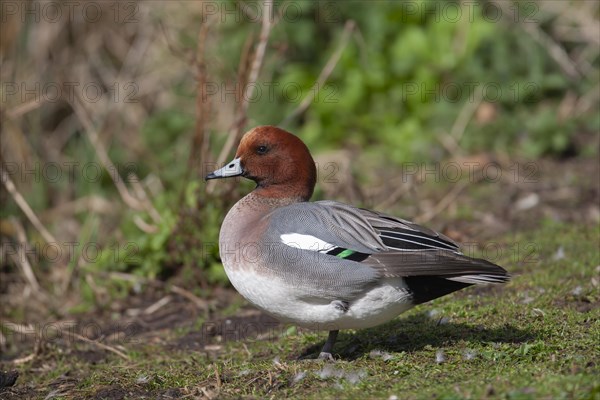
(1, 0), (598, 318)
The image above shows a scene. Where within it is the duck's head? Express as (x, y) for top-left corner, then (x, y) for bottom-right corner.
(206, 126), (317, 201)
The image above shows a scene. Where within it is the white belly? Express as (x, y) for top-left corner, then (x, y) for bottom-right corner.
(225, 268), (414, 331)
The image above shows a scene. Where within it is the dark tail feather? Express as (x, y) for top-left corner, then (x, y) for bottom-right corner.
(404, 257), (510, 305)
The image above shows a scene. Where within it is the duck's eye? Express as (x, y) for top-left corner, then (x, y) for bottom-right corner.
(256, 145), (268, 155)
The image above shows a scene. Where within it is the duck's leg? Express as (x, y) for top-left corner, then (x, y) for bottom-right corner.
(318, 330), (339, 360)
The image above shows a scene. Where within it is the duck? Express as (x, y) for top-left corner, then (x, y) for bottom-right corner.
(205, 125), (509, 360)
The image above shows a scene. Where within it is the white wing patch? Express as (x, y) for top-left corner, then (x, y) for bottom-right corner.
(280, 233), (336, 253)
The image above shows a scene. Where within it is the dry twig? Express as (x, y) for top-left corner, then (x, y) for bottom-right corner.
(179, 12), (215, 206)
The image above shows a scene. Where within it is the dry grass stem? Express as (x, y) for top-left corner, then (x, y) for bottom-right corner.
(12, 353), (36, 365)
(214, 364), (222, 389)
(171, 285), (209, 313)
(521, 22), (581, 80)
(492, 0), (582, 80)
(6, 98), (45, 119)
(575, 83), (600, 117)
(40, 196), (115, 220)
(69, 96), (145, 211)
(207, 0), (275, 193)
(281, 20), (356, 126)
(375, 181), (412, 211)
(439, 86), (484, 156)
(1, 323), (42, 364)
(1, 169), (57, 245)
(129, 173), (162, 224)
(143, 295), (173, 315)
(70, 332), (131, 361)
(450, 86), (485, 142)
(415, 180), (470, 224)
(85, 274), (108, 305)
(9, 217), (43, 294)
(132, 215), (159, 234)
(106, 271), (155, 284)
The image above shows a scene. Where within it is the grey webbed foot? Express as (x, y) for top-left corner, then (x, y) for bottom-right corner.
(318, 351), (336, 361)
(317, 330), (339, 360)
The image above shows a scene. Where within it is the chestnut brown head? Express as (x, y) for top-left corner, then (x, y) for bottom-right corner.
(206, 126), (317, 201)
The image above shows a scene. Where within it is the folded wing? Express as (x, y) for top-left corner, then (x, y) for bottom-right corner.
(268, 200), (509, 304)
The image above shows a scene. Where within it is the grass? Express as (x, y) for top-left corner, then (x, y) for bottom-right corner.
(2, 221), (598, 399)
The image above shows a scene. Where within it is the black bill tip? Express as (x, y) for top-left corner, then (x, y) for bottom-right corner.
(204, 172), (219, 181)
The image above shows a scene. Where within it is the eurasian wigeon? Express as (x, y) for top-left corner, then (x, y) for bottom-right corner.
(206, 126), (509, 360)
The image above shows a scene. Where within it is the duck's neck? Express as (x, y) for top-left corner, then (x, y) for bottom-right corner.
(253, 182), (313, 203)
